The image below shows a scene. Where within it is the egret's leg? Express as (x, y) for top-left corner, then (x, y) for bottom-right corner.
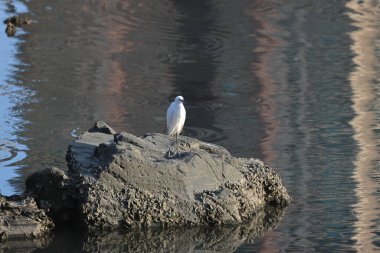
(175, 134), (180, 156)
(168, 135), (174, 157)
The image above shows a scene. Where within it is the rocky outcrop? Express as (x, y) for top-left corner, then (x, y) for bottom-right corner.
(3, 15), (31, 37)
(0, 195), (53, 241)
(27, 121), (290, 231)
(25, 167), (80, 225)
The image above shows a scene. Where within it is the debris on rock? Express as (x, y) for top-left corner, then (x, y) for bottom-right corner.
(3, 15), (31, 37)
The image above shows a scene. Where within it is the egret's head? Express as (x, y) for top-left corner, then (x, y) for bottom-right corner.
(175, 96), (184, 103)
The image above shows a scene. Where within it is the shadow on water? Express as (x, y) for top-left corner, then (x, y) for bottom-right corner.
(1, 207), (285, 253)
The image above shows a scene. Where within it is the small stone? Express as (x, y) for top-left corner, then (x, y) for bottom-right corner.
(88, 121), (116, 135)
(5, 23), (16, 37)
(3, 15), (31, 26)
(0, 231), (7, 242)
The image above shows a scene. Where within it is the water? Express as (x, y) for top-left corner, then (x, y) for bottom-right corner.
(0, 0), (29, 196)
(1, 0), (380, 252)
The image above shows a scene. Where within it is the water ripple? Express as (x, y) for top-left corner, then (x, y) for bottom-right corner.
(0, 140), (27, 195)
(184, 126), (226, 143)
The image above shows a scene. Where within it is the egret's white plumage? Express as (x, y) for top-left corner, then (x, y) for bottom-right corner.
(166, 95), (186, 156)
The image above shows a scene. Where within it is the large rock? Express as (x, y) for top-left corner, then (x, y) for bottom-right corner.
(28, 121), (290, 230)
(0, 195), (54, 241)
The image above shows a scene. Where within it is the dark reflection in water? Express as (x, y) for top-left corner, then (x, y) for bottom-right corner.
(1, 0), (380, 252)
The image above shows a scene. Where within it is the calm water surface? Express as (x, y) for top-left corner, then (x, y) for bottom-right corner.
(1, 0), (380, 252)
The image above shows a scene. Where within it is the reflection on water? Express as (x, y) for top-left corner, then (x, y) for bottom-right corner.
(0, 0), (380, 252)
(27, 207), (286, 253)
(247, 1), (361, 251)
(347, 0), (380, 251)
(0, 0), (29, 195)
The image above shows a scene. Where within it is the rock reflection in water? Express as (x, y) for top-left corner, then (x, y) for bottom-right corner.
(85, 207), (286, 253)
(0, 237), (51, 253)
(34, 207), (286, 253)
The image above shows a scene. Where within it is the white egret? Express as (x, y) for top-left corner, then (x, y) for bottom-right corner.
(166, 95), (186, 157)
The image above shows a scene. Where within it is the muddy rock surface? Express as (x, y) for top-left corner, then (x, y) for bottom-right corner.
(27, 121), (290, 230)
(0, 195), (53, 241)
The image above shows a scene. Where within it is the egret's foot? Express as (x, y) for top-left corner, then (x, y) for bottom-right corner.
(167, 149), (174, 158)
(166, 149), (182, 159)
(167, 147), (178, 158)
